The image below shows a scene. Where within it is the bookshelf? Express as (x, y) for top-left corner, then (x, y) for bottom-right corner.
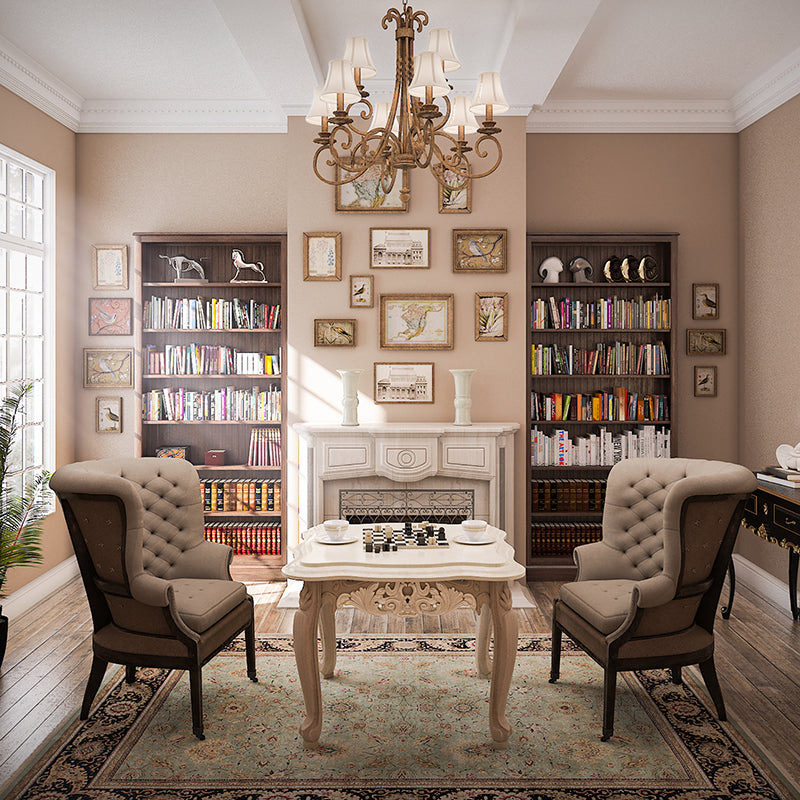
(526, 233), (678, 579)
(135, 233), (287, 577)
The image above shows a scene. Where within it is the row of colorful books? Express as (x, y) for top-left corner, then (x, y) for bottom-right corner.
(530, 425), (671, 466)
(530, 522), (603, 557)
(531, 341), (669, 376)
(141, 386), (282, 421)
(531, 293), (671, 330)
(143, 295), (280, 330)
(203, 522), (281, 556)
(144, 344), (281, 376)
(201, 479), (280, 512)
(532, 389), (669, 422)
(247, 427), (282, 467)
(531, 479), (607, 512)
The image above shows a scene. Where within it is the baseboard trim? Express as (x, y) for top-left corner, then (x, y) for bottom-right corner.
(732, 553), (796, 619)
(2, 556), (80, 619)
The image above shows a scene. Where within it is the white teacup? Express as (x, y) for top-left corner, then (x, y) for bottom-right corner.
(461, 519), (487, 541)
(323, 519), (349, 540)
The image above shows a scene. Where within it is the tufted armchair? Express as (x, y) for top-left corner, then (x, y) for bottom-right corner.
(549, 457), (756, 740)
(50, 457), (257, 739)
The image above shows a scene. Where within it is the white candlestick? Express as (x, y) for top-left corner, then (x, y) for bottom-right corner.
(449, 369), (476, 426)
(337, 369), (362, 426)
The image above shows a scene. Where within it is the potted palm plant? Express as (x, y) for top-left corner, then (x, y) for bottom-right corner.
(0, 383), (49, 670)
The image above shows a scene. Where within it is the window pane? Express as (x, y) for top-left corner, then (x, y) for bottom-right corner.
(7, 470), (22, 499)
(27, 380), (43, 423)
(8, 200), (24, 238)
(27, 255), (42, 292)
(0, 158), (6, 195)
(9, 251), (25, 289)
(7, 337), (22, 381)
(0, 249), (6, 286)
(26, 171), (43, 208)
(8, 292), (23, 334)
(0, 288), (6, 334)
(25, 207), (42, 243)
(8, 435), (22, 475)
(0, 198), (6, 234)
(25, 293), (42, 336)
(25, 336), (42, 381)
(7, 163), (23, 201)
(24, 424), (43, 468)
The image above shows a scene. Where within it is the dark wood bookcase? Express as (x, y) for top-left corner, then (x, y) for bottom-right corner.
(526, 233), (678, 580)
(135, 233), (287, 577)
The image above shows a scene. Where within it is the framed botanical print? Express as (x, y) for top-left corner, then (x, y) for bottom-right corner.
(92, 245), (128, 290)
(379, 293), (453, 350)
(96, 396), (123, 432)
(335, 162), (409, 212)
(452, 229), (507, 272)
(303, 232), (342, 280)
(83, 348), (133, 387)
(475, 292), (508, 341)
(374, 362), (434, 403)
(314, 318), (356, 346)
(692, 283), (719, 319)
(350, 275), (374, 308)
(438, 167), (471, 213)
(686, 328), (726, 355)
(89, 297), (132, 335)
(694, 366), (717, 397)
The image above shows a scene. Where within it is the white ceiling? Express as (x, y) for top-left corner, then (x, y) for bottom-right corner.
(0, 0), (799, 134)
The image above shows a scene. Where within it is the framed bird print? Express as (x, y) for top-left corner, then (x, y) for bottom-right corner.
(314, 319), (356, 346)
(692, 283), (719, 319)
(686, 329), (726, 355)
(350, 275), (374, 308)
(694, 366), (717, 397)
(88, 297), (132, 335)
(83, 348), (134, 387)
(452, 229), (507, 273)
(96, 396), (122, 433)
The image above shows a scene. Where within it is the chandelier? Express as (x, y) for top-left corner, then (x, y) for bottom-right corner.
(305, 2), (508, 204)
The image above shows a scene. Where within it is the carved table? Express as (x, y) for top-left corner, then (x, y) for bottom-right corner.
(282, 522), (526, 748)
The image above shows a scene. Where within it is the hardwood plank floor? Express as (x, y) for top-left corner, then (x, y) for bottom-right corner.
(1, 577), (799, 796)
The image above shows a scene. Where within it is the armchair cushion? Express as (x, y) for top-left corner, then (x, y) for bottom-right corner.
(559, 579), (636, 635)
(171, 579), (249, 633)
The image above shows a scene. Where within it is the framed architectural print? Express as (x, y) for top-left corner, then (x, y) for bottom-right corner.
(92, 245), (128, 290)
(438, 167), (471, 213)
(452, 229), (507, 272)
(374, 362), (434, 403)
(88, 297), (132, 335)
(693, 283), (719, 319)
(475, 292), (508, 341)
(379, 294), (454, 350)
(83, 348), (133, 387)
(694, 366), (718, 397)
(303, 232), (342, 280)
(314, 318), (356, 346)
(335, 162), (409, 212)
(370, 228), (430, 268)
(350, 274), (374, 308)
(686, 328), (726, 355)
(96, 396), (122, 432)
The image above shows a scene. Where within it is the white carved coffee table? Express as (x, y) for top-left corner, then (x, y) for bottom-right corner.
(282, 522), (526, 748)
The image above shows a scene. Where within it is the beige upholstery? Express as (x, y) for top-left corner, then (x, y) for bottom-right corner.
(50, 457), (258, 739)
(549, 457), (756, 740)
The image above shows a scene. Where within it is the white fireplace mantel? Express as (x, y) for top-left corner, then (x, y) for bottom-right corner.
(294, 422), (519, 534)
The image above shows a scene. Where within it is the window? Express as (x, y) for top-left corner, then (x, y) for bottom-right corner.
(0, 144), (55, 496)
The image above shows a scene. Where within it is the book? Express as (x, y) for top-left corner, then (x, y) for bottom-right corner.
(756, 472), (800, 489)
(762, 466), (800, 481)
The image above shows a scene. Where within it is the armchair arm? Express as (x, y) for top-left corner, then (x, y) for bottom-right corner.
(171, 540), (234, 580)
(631, 574), (675, 608)
(130, 572), (171, 606)
(574, 541), (641, 581)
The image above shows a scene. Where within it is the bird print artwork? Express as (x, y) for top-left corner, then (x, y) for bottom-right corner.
(97, 399), (122, 432)
(89, 298), (132, 335)
(85, 350), (132, 386)
(454, 231), (506, 272)
(315, 320), (355, 346)
(694, 285), (718, 319)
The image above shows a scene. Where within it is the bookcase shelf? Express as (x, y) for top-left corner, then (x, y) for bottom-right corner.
(136, 232), (287, 577)
(526, 233), (677, 580)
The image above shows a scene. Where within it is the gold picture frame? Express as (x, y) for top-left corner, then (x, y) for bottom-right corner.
(92, 244), (128, 290)
(83, 348), (134, 387)
(374, 362), (434, 403)
(452, 229), (507, 273)
(303, 232), (342, 281)
(96, 396), (123, 433)
(335, 162), (409, 212)
(379, 293), (454, 350)
(350, 275), (374, 308)
(314, 318), (356, 346)
(438, 167), (471, 213)
(475, 292), (508, 341)
(370, 228), (430, 268)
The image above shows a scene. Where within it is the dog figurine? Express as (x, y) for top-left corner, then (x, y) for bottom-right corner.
(231, 249), (267, 282)
(159, 254), (206, 282)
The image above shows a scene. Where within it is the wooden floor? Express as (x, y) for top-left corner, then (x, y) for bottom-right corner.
(1, 577), (799, 795)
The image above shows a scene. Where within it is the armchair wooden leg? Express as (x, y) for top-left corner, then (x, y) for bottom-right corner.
(189, 665), (205, 740)
(601, 666), (617, 741)
(125, 665), (137, 683)
(671, 666), (682, 684)
(81, 656), (108, 719)
(549, 603), (562, 683)
(245, 619), (258, 683)
(699, 656), (727, 721)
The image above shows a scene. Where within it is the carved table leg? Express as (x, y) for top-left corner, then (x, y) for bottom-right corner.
(319, 588), (337, 678)
(487, 581), (518, 748)
(476, 603), (493, 678)
(293, 581), (323, 745)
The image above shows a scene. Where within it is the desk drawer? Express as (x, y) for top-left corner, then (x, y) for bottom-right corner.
(773, 503), (800, 542)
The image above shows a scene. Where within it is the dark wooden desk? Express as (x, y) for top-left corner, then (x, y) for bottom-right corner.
(738, 479), (800, 620)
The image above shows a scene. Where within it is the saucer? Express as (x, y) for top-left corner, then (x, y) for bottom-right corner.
(317, 533), (359, 545)
(453, 534), (494, 545)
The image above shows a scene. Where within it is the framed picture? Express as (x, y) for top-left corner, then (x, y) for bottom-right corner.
(452, 229), (507, 273)
(692, 283), (719, 319)
(475, 292), (508, 341)
(686, 328), (726, 355)
(335, 162), (409, 212)
(92, 245), (128, 290)
(95, 396), (122, 433)
(83, 348), (134, 387)
(350, 274), (374, 308)
(303, 232), (342, 281)
(370, 228), (430, 268)
(379, 293), (454, 350)
(88, 297), (132, 335)
(438, 167), (471, 213)
(374, 362), (434, 403)
(694, 366), (718, 397)
(314, 318), (356, 346)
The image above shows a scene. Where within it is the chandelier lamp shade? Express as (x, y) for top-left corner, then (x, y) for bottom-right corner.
(306, 2), (507, 202)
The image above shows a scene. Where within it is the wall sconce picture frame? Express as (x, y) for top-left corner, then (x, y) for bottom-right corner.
(694, 365), (718, 397)
(370, 228), (430, 268)
(692, 283), (719, 319)
(83, 348), (134, 387)
(314, 318), (356, 346)
(438, 167), (471, 213)
(374, 362), (434, 403)
(452, 229), (507, 273)
(96, 396), (123, 433)
(303, 232), (342, 281)
(349, 274), (374, 308)
(686, 328), (726, 355)
(335, 162), (409, 212)
(475, 292), (508, 341)
(379, 293), (454, 350)
(88, 297), (133, 335)
(92, 244), (128, 290)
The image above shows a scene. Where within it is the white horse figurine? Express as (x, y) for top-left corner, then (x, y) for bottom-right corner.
(159, 254), (206, 282)
(231, 249), (267, 282)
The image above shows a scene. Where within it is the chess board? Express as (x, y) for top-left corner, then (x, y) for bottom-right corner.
(362, 523), (450, 552)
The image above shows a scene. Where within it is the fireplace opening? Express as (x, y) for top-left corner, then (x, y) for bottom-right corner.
(339, 488), (474, 525)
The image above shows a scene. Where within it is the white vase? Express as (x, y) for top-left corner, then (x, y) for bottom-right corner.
(449, 369), (476, 426)
(337, 369), (362, 426)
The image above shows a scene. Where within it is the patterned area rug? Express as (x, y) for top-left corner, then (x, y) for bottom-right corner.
(9, 635), (791, 800)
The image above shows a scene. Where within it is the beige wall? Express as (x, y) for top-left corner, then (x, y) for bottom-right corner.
(738, 94), (800, 581)
(285, 115), (529, 555)
(0, 86), (77, 595)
